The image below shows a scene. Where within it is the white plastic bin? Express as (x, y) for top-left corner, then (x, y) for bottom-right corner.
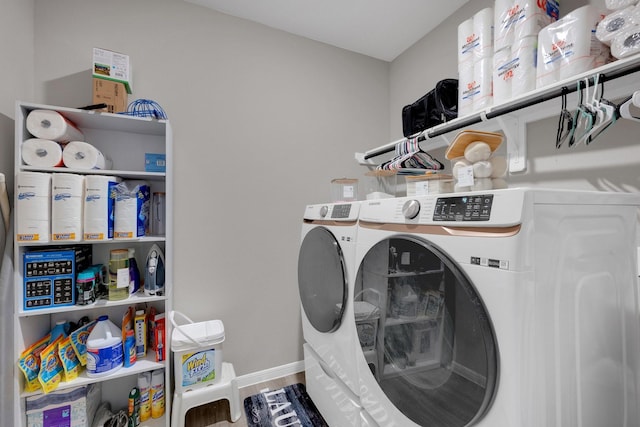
(170, 311), (225, 393)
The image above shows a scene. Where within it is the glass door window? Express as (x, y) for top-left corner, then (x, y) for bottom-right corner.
(355, 236), (497, 426)
(298, 227), (348, 333)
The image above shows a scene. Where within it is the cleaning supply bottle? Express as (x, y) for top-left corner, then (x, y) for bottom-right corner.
(124, 329), (137, 368)
(138, 371), (152, 421)
(85, 315), (123, 377)
(50, 320), (69, 341)
(150, 369), (165, 418)
(128, 386), (140, 426)
(128, 248), (140, 295)
(109, 249), (130, 301)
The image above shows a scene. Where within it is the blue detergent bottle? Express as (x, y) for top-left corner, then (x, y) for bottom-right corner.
(50, 320), (69, 341)
(129, 248), (141, 295)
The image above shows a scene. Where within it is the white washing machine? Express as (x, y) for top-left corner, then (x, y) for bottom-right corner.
(349, 188), (640, 427)
(298, 201), (364, 427)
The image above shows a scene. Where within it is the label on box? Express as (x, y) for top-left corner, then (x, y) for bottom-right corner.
(181, 349), (216, 387)
(456, 166), (475, 187)
(145, 153), (166, 172)
(42, 405), (72, 427)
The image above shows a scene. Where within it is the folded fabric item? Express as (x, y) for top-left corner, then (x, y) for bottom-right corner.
(63, 141), (107, 170)
(26, 109), (84, 142)
(21, 138), (64, 167)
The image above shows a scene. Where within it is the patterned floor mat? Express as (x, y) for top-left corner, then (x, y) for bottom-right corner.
(243, 383), (329, 427)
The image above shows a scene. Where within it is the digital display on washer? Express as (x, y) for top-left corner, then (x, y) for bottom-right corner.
(433, 194), (493, 221)
(331, 204), (352, 219)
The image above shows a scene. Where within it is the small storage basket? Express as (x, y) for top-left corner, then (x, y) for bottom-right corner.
(170, 311), (225, 393)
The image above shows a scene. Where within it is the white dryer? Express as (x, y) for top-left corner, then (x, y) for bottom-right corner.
(298, 201), (364, 427)
(350, 188), (640, 427)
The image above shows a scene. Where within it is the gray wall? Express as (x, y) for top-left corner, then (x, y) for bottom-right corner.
(5, 0), (640, 383)
(31, 0), (389, 376)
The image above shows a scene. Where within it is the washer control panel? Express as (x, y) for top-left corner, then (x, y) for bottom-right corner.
(433, 194), (494, 221)
(330, 204), (352, 219)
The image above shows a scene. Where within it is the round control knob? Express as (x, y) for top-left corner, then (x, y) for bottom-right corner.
(402, 200), (421, 219)
(319, 205), (329, 218)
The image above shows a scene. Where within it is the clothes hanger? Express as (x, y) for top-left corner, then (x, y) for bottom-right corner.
(571, 78), (597, 147)
(618, 90), (640, 123)
(586, 76), (617, 145)
(556, 88), (574, 149)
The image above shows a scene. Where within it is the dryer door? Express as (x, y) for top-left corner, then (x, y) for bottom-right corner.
(354, 236), (497, 426)
(298, 227), (348, 333)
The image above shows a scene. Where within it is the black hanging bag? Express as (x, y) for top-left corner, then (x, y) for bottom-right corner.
(402, 79), (458, 138)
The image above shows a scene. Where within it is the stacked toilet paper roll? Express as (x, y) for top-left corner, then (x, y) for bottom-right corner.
(114, 181), (150, 239)
(21, 138), (65, 167)
(84, 175), (122, 240)
(51, 173), (84, 242)
(16, 172), (51, 242)
(537, 5), (610, 88)
(493, 36), (538, 104)
(26, 110), (84, 142)
(63, 141), (107, 170)
(458, 8), (494, 116)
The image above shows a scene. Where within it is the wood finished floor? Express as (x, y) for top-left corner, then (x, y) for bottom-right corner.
(184, 371), (306, 427)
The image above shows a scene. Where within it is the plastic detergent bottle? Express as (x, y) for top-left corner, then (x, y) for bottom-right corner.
(124, 329), (137, 368)
(50, 320), (69, 341)
(85, 315), (123, 378)
(150, 368), (165, 418)
(138, 371), (152, 421)
(128, 248), (141, 295)
(108, 249), (130, 301)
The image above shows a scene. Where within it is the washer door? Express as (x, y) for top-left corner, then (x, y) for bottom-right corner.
(355, 236), (497, 426)
(298, 227), (348, 333)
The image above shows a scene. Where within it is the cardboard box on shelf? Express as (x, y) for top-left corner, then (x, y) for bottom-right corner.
(92, 47), (132, 93)
(92, 78), (127, 114)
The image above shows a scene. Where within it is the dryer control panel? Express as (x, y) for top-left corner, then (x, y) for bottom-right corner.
(433, 194), (493, 221)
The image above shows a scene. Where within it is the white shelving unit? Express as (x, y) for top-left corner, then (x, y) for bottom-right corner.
(356, 54), (640, 173)
(12, 102), (173, 427)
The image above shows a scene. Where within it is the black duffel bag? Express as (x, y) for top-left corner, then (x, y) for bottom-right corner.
(402, 79), (458, 138)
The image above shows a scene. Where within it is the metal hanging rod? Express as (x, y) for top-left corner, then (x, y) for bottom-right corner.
(363, 58), (640, 161)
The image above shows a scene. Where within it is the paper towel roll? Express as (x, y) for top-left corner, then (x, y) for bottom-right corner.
(513, 0), (553, 39)
(21, 138), (64, 167)
(62, 141), (107, 170)
(596, 6), (636, 45)
(611, 24), (640, 58)
(16, 172), (51, 242)
(512, 36), (538, 98)
(84, 175), (121, 240)
(557, 6), (607, 80)
(458, 62), (475, 117)
(493, 47), (514, 104)
(472, 57), (493, 113)
(536, 24), (560, 88)
(51, 173), (84, 242)
(458, 18), (476, 64)
(26, 110), (84, 142)
(494, 0), (515, 52)
(114, 181), (150, 239)
(474, 8), (494, 59)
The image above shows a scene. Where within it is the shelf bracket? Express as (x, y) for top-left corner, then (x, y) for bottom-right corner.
(495, 115), (527, 173)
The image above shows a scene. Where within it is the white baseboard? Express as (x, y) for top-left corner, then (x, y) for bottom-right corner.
(236, 360), (305, 389)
